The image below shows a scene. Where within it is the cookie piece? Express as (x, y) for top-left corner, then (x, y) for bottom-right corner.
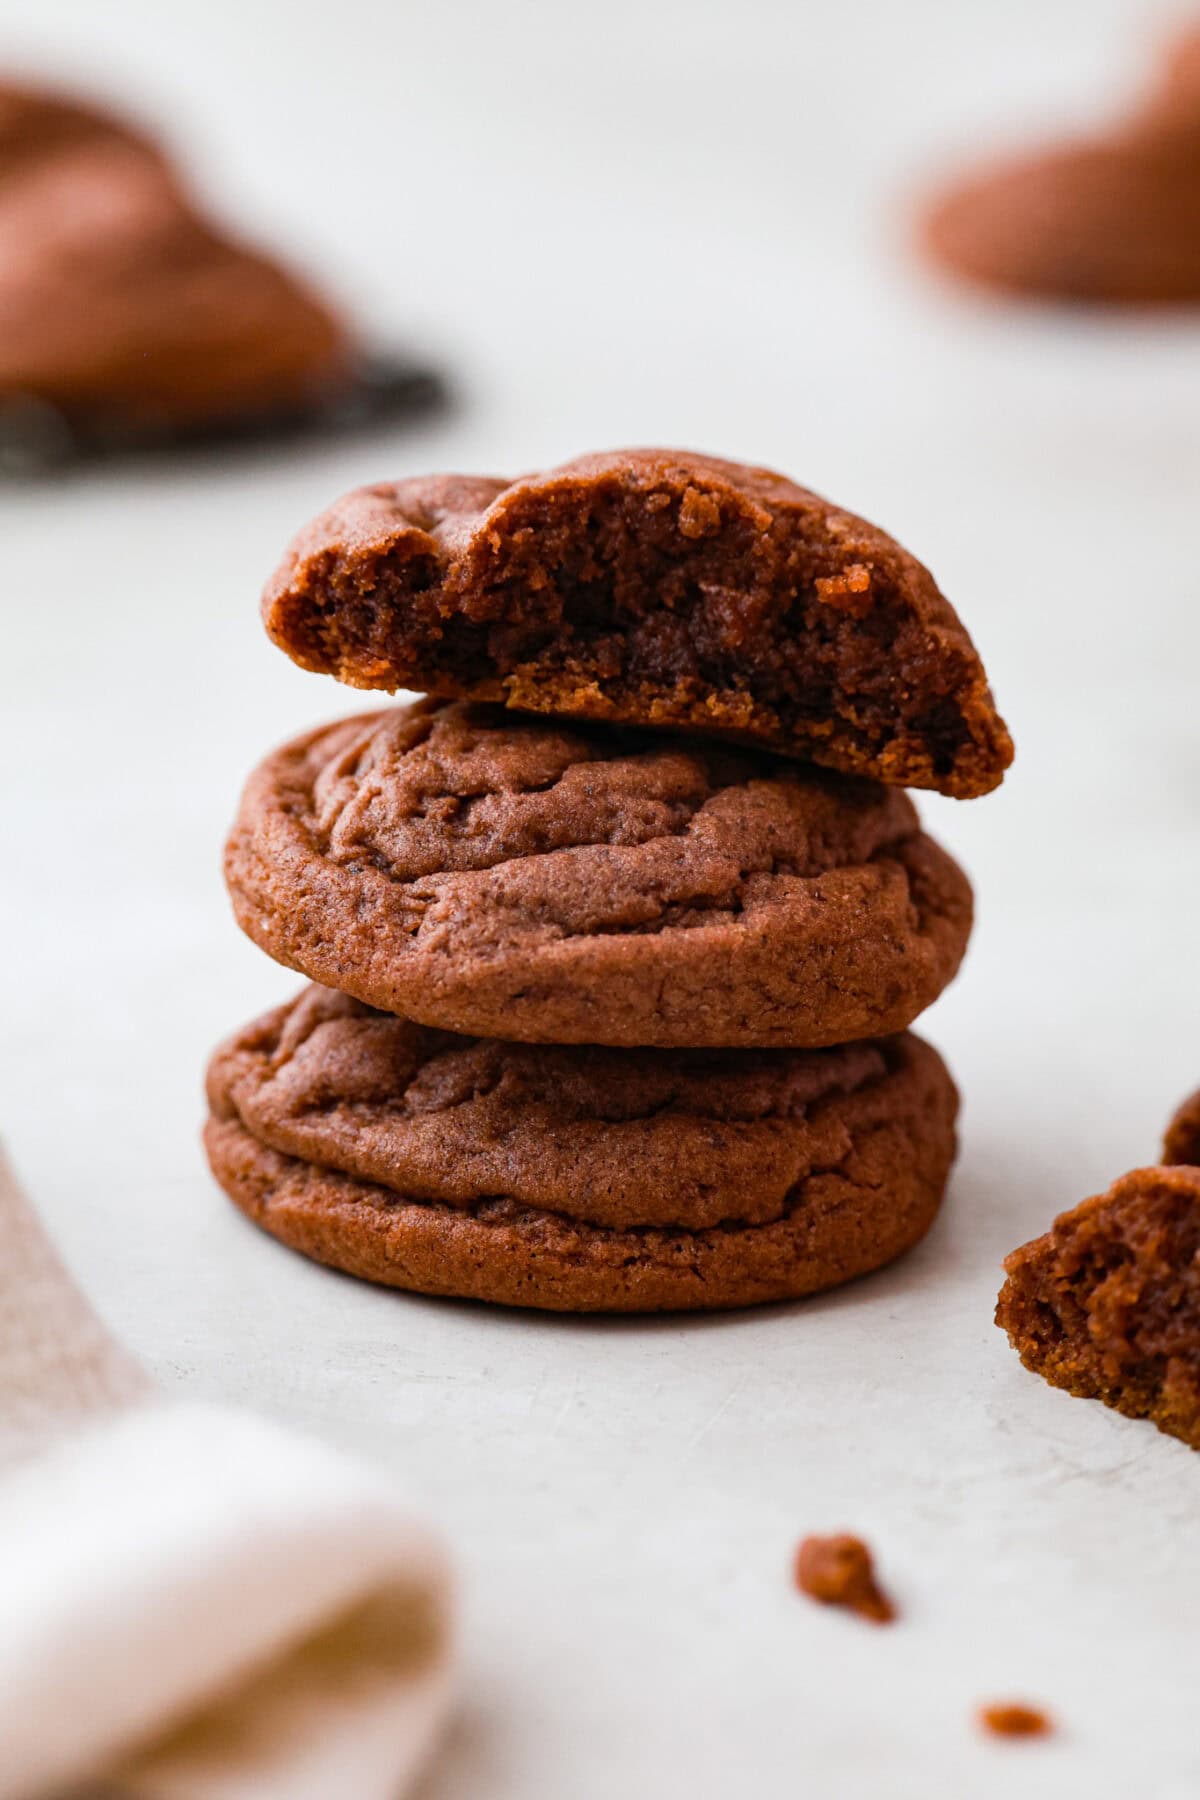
(996, 1166), (1200, 1450)
(204, 991), (959, 1311)
(977, 1704), (1052, 1740)
(225, 700), (974, 1048)
(260, 450), (1012, 799)
(0, 81), (350, 441)
(793, 1535), (895, 1624)
(1163, 1086), (1200, 1166)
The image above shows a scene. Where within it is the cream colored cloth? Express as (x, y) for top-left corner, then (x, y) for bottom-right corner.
(0, 1148), (455, 1800)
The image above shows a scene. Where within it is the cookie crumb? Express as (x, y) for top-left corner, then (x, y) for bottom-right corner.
(815, 564), (874, 615)
(793, 1533), (895, 1624)
(677, 484), (721, 538)
(979, 1702), (1052, 1739)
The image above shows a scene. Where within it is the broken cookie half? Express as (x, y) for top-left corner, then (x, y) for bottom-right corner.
(261, 449), (1012, 799)
(997, 1165), (1200, 1451)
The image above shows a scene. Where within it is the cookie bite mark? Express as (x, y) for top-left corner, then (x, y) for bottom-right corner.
(261, 450), (1012, 799)
(996, 1166), (1200, 1450)
(224, 699), (974, 1048)
(793, 1534), (896, 1624)
(978, 1703), (1053, 1739)
(1163, 1086), (1200, 1166)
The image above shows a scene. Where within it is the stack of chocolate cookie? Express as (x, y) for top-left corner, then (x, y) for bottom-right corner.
(206, 450), (1011, 1312)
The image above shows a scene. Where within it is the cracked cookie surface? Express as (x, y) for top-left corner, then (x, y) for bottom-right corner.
(205, 989), (958, 1311)
(224, 699), (974, 1047)
(260, 449), (1011, 799)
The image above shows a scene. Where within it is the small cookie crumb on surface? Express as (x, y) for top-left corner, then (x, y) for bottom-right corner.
(978, 1703), (1053, 1739)
(793, 1534), (895, 1624)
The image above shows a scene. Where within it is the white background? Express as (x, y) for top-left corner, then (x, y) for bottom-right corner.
(3, 2), (1200, 1794)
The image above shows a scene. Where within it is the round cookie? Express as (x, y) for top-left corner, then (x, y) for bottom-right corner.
(205, 985), (959, 1312)
(224, 699), (974, 1048)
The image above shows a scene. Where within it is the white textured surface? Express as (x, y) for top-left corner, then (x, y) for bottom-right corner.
(2, 0), (1200, 1793)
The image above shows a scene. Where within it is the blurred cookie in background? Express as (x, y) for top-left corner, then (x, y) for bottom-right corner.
(0, 79), (159, 168)
(0, 79), (443, 472)
(918, 20), (1200, 307)
(1150, 21), (1200, 122)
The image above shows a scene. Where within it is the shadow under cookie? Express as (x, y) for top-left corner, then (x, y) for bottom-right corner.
(204, 987), (959, 1312)
(0, 351), (448, 476)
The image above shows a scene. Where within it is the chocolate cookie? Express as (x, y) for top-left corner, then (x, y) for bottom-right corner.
(921, 23), (1200, 308)
(996, 1166), (1200, 1450)
(225, 700), (974, 1048)
(1163, 1086), (1200, 1166)
(922, 125), (1200, 307)
(0, 113), (349, 441)
(260, 450), (1012, 799)
(204, 986), (959, 1311)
